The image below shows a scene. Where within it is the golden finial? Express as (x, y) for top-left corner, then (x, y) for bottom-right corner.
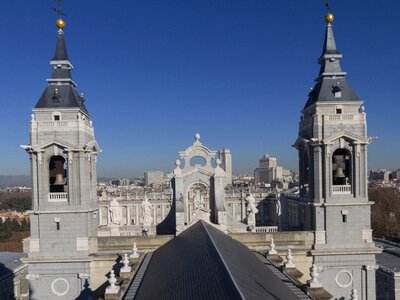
(324, 2), (334, 24)
(325, 13), (334, 24)
(56, 18), (65, 29)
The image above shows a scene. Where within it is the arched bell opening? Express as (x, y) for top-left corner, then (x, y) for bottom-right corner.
(49, 155), (68, 193)
(331, 148), (352, 194)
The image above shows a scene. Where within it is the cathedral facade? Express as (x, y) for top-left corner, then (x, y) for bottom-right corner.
(21, 12), (378, 300)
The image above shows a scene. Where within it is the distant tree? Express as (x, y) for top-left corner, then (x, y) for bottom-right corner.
(0, 216), (30, 245)
(0, 192), (31, 211)
(20, 218), (29, 231)
(0, 221), (12, 241)
(371, 187), (400, 238)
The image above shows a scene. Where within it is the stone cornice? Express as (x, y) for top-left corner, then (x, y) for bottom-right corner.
(310, 247), (382, 256)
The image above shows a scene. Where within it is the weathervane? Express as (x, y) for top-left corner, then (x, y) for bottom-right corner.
(325, 2), (332, 13)
(51, 0), (67, 30)
(324, 2), (334, 24)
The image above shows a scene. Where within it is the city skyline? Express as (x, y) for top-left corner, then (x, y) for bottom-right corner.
(0, 1), (399, 177)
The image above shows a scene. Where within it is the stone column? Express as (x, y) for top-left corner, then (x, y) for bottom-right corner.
(313, 146), (322, 202)
(126, 206), (130, 225)
(99, 207), (103, 226)
(153, 205), (157, 225)
(161, 204), (165, 220)
(241, 198), (246, 220)
(30, 153), (38, 209)
(324, 144), (331, 199)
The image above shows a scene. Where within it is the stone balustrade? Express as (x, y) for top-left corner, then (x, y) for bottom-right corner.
(332, 185), (351, 194)
(48, 192), (68, 202)
(255, 226), (278, 233)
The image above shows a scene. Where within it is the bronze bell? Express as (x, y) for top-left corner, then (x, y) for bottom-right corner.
(54, 173), (65, 185)
(334, 167), (345, 179)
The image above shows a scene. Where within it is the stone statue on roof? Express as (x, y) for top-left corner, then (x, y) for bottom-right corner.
(109, 198), (122, 225)
(141, 194), (153, 226)
(194, 189), (206, 210)
(245, 193), (258, 226)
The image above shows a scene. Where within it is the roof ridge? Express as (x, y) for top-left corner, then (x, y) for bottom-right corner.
(200, 221), (245, 300)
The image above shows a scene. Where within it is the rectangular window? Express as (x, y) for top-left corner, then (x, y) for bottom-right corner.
(54, 115), (60, 121)
(56, 222), (60, 230)
(342, 215), (347, 223)
(336, 108), (342, 114)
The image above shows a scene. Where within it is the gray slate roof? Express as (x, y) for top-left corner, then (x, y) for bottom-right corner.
(35, 83), (87, 111)
(0, 252), (26, 279)
(132, 221), (306, 300)
(375, 239), (400, 272)
(34, 30), (89, 114)
(304, 24), (360, 109)
(377, 251), (400, 272)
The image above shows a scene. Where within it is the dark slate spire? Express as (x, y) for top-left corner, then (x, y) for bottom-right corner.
(321, 23), (341, 56)
(317, 24), (344, 78)
(304, 15), (360, 109)
(35, 20), (88, 114)
(52, 30), (69, 61)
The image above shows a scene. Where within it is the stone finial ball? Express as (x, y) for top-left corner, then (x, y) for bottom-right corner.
(56, 18), (65, 29)
(194, 133), (201, 141)
(175, 159), (181, 166)
(324, 13), (334, 24)
(216, 158), (221, 166)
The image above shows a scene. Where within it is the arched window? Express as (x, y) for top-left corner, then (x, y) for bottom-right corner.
(332, 149), (351, 186)
(49, 155), (68, 193)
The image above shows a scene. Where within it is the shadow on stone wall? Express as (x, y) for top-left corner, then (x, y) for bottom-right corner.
(0, 261), (13, 299)
(156, 180), (176, 235)
(156, 198), (176, 235)
(91, 254), (123, 300)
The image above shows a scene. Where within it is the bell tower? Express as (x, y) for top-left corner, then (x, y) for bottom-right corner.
(293, 12), (379, 299)
(22, 18), (100, 299)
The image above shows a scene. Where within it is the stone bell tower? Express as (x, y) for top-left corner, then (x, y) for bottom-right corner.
(22, 18), (100, 299)
(293, 13), (379, 299)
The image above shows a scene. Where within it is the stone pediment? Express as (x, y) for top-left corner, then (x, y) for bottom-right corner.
(179, 166), (215, 178)
(292, 136), (310, 149)
(293, 131), (370, 149)
(323, 131), (370, 145)
(178, 142), (217, 158)
(84, 140), (102, 153)
(176, 133), (218, 173)
(32, 140), (76, 152)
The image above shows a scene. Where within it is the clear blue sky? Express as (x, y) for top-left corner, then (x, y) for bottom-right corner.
(0, 1), (399, 177)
